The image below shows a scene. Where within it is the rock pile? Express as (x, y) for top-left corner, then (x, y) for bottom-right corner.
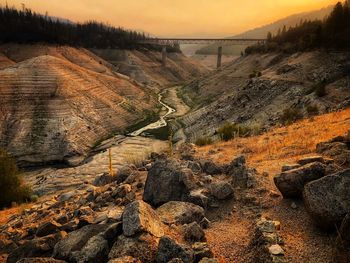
(1, 150), (256, 262)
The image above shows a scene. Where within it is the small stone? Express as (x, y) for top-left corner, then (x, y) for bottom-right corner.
(183, 222), (206, 242)
(291, 202), (297, 209)
(36, 221), (61, 237)
(268, 244), (284, 255)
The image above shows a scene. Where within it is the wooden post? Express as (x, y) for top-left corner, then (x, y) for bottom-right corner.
(217, 46), (223, 69)
(162, 46), (167, 67)
(108, 148), (114, 176)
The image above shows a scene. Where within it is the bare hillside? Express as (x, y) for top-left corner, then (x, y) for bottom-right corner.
(179, 51), (350, 141)
(91, 48), (209, 90)
(0, 53), (157, 166)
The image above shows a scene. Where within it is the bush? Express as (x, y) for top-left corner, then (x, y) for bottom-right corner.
(306, 82), (327, 97)
(280, 108), (303, 125)
(195, 137), (213, 147)
(306, 104), (319, 116)
(0, 149), (32, 209)
(217, 123), (251, 141)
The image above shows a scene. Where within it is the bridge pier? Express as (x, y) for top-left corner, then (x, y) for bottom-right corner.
(162, 46), (167, 67)
(217, 46), (222, 69)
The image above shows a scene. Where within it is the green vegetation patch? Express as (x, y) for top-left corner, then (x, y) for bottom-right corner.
(0, 149), (32, 209)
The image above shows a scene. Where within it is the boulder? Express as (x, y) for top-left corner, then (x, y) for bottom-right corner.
(281, 164), (301, 172)
(303, 169), (350, 229)
(7, 232), (66, 263)
(116, 166), (134, 184)
(156, 201), (204, 225)
(183, 222), (206, 242)
(200, 160), (222, 175)
(337, 213), (350, 255)
(71, 235), (109, 263)
(199, 258), (218, 263)
(16, 259), (67, 263)
(112, 184), (132, 198)
(274, 162), (325, 198)
(143, 159), (191, 207)
(53, 224), (110, 262)
(209, 182), (234, 200)
(108, 233), (158, 263)
(192, 242), (213, 262)
(156, 236), (194, 263)
(187, 189), (209, 209)
(93, 173), (117, 186)
(36, 221), (61, 237)
(226, 156), (249, 188)
(297, 156), (325, 166)
(122, 200), (164, 237)
(108, 256), (140, 263)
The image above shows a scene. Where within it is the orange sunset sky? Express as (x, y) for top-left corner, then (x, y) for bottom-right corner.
(4, 0), (339, 37)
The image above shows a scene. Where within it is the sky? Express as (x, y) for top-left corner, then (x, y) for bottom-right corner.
(5, 0), (339, 37)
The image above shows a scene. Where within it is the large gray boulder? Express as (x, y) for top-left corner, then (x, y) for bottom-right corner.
(156, 236), (194, 263)
(53, 224), (110, 262)
(122, 200), (164, 237)
(143, 159), (191, 207)
(274, 162), (325, 198)
(303, 169), (350, 229)
(156, 201), (205, 225)
(108, 233), (158, 263)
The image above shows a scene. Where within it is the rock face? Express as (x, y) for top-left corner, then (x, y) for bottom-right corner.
(156, 236), (194, 263)
(156, 201), (205, 225)
(143, 159), (190, 207)
(274, 162), (325, 198)
(122, 200), (164, 238)
(303, 169), (350, 229)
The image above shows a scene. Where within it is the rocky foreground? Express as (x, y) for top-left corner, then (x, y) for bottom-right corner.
(1, 133), (350, 263)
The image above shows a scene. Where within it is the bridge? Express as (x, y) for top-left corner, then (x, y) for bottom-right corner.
(141, 38), (266, 68)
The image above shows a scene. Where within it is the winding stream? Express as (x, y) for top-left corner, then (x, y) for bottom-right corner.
(128, 91), (176, 137)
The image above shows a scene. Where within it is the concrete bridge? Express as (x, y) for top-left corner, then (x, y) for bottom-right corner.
(141, 38), (266, 68)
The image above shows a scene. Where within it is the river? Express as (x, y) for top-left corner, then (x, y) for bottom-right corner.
(128, 91), (176, 137)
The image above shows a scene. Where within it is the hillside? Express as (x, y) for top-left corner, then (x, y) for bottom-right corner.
(0, 44), (206, 166)
(232, 5), (333, 39)
(194, 5), (333, 56)
(178, 51), (350, 141)
(91, 48), (208, 91)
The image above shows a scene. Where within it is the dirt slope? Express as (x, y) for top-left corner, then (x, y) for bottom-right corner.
(0, 51), (156, 166)
(179, 51), (350, 141)
(91, 48), (209, 91)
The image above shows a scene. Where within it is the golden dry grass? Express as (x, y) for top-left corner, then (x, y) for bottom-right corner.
(196, 109), (350, 176)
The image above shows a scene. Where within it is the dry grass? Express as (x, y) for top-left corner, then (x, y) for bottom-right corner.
(196, 109), (350, 176)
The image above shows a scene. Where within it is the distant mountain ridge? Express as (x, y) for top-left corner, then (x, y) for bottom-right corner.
(231, 5), (334, 39)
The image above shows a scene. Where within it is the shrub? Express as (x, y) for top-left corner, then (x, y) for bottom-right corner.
(306, 82), (327, 97)
(217, 123), (251, 141)
(280, 108), (303, 125)
(195, 137), (213, 146)
(306, 104), (319, 116)
(0, 149), (32, 209)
